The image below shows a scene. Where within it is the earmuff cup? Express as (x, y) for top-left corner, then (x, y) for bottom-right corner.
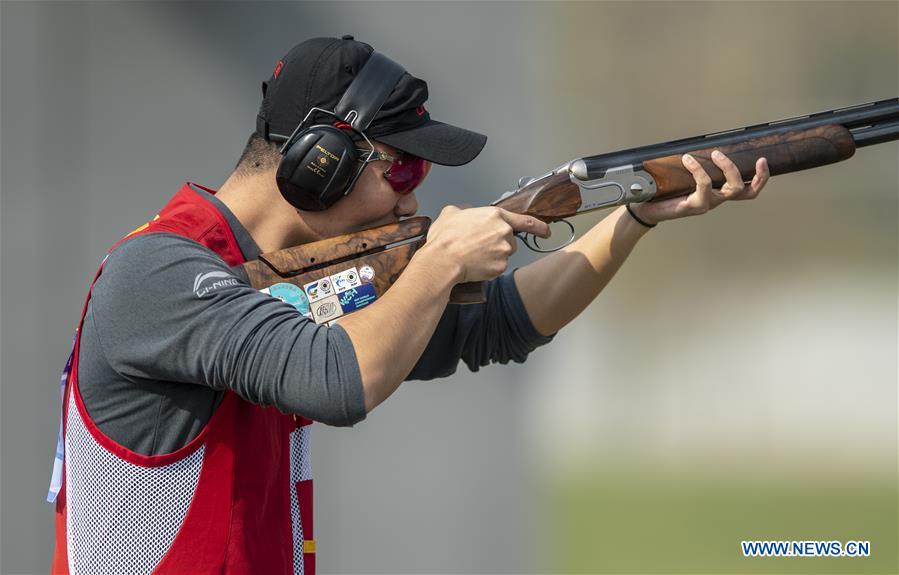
(276, 125), (359, 212)
(273, 51), (407, 211)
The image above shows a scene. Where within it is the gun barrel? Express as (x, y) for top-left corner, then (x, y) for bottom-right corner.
(851, 118), (899, 147)
(578, 98), (899, 179)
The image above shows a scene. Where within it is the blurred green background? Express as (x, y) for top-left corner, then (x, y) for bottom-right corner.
(2, 2), (896, 573)
(527, 3), (897, 572)
(544, 470), (896, 573)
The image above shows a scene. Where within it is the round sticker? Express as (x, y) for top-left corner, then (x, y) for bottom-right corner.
(316, 278), (333, 296)
(268, 282), (310, 316)
(359, 265), (375, 282)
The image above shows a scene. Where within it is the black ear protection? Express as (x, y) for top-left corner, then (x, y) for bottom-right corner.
(273, 53), (406, 212)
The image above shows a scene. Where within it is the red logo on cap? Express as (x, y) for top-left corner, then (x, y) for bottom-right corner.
(273, 60), (284, 79)
(416, 106), (427, 116)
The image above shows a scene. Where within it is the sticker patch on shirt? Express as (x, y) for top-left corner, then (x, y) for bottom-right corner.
(303, 277), (333, 303)
(311, 294), (343, 324)
(266, 282), (311, 317)
(338, 283), (378, 313)
(330, 267), (361, 294)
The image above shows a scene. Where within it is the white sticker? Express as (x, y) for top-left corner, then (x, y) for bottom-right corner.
(311, 294), (343, 324)
(359, 265), (375, 283)
(330, 267), (362, 294)
(303, 277), (334, 303)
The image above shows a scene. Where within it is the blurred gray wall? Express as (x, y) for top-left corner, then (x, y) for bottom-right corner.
(2, 2), (897, 574)
(1, 2), (542, 574)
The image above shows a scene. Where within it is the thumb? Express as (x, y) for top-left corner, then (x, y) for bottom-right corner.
(439, 204), (463, 217)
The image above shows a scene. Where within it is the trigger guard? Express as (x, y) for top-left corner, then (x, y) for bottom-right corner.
(516, 219), (576, 253)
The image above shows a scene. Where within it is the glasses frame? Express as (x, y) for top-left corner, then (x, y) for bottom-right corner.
(356, 149), (429, 194)
(355, 148), (397, 170)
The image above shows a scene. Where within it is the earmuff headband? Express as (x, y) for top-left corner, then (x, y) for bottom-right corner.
(334, 52), (406, 132)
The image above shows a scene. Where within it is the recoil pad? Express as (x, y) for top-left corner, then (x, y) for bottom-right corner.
(277, 125), (358, 212)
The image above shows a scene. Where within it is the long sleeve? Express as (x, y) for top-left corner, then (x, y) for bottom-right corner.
(406, 271), (555, 381)
(84, 233), (366, 430)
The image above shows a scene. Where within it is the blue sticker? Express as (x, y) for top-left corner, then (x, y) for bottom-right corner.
(268, 282), (310, 316)
(338, 283), (378, 313)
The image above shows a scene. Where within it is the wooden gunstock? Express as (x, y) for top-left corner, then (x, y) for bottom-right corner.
(492, 171), (582, 220)
(244, 238), (428, 309)
(241, 217), (486, 323)
(645, 124), (856, 200)
(257, 217), (430, 274)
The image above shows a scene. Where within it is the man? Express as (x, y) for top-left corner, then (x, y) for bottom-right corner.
(50, 36), (768, 574)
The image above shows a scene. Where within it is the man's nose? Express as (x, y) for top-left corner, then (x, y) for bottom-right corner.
(395, 192), (418, 217)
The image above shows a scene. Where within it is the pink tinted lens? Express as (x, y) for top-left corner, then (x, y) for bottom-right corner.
(384, 155), (428, 194)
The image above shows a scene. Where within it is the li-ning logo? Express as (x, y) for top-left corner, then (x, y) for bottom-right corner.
(193, 271), (239, 298)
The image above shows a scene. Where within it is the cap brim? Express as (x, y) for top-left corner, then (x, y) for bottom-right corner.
(375, 120), (487, 166)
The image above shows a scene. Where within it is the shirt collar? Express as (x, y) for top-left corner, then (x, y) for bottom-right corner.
(188, 183), (262, 261)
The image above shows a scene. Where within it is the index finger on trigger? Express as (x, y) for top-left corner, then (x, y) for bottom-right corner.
(498, 210), (552, 238)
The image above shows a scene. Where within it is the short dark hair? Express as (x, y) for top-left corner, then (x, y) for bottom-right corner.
(234, 132), (281, 176)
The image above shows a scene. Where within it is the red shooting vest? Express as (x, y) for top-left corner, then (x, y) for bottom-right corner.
(52, 183), (316, 574)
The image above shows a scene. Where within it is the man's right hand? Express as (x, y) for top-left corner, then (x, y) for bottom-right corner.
(342, 205), (549, 414)
(422, 206), (551, 283)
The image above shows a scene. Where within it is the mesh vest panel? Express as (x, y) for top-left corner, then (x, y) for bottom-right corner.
(65, 395), (204, 575)
(289, 425), (312, 575)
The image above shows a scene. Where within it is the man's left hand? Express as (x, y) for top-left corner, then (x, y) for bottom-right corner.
(630, 151), (770, 225)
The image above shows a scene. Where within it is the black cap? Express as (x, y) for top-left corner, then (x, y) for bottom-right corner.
(256, 36), (487, 166)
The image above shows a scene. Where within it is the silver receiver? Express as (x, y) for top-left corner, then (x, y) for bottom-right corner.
(495, 161), (659, 253)
(568, 160), (657, 212)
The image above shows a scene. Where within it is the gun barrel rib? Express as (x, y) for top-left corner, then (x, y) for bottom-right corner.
(578, 98), (899, 179)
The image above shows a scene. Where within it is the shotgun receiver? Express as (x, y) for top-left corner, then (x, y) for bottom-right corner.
(241, 97), (899, 323)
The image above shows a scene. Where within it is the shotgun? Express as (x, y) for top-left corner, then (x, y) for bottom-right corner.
(240, 97), (899, 324)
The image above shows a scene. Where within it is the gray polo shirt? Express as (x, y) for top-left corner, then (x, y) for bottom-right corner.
(77, 186), (553, 455)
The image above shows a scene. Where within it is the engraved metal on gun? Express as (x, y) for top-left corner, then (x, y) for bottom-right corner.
(496, 163), (656, 253)
(568, 161), (656, 210)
